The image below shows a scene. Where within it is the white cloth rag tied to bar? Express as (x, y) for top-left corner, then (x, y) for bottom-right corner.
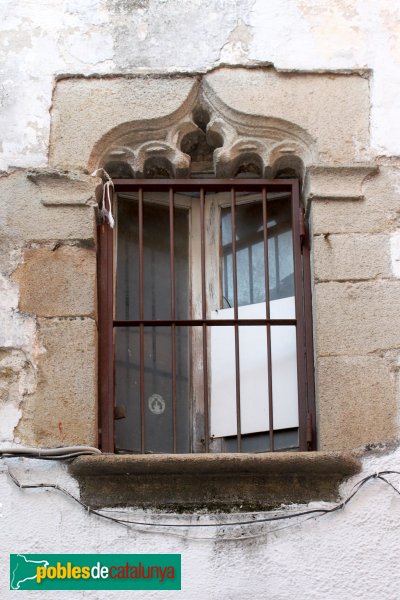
(91, 168), (115, 228)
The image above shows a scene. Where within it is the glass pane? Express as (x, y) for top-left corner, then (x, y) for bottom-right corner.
(221, 192), (294, 309)
(115, 327), (141, 453)
(115, 193), (190, 453)
(116, 193), (189, 321)
(115, 326), (190, 453)
(210, 320), (299, 437)
(223, 429), (299, 452)
(213, 191), (298, 447)
(144, 326), (190, 453)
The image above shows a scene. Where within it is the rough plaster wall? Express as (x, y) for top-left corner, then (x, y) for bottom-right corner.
(0, 269), (39, 444)
(1, 0), (400, 170)
(1, 449), (400, 600)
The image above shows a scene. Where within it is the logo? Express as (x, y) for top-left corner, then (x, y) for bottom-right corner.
(10, 554), (181, 590)
(148, 393), (166, 415)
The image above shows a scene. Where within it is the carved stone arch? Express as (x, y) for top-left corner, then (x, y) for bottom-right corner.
(168, 119), (201, 151)
(134, 141), (190, 178)
(269, 142), (307, 180)
(214, 138), (269, 178)
(88, 78), (317, 180)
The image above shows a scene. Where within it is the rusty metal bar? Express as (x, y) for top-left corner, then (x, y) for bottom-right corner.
(291, 180), (307, 451)
(302, 208), (316, 450)
(262, 187), (275, 451)
(231, 187), (241, 452)
(98, 220), (114, 452)
(103, 179), (313, 455)
(200, 187), (209, 452)
(113, 318), (296, 327)
(169, 188), (177, 453)
(138, 187), (145, 454)
(113, 179), (294, 192)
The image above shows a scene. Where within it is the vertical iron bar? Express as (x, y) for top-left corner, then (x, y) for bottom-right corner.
(98, 219), (114, 452)
(275, 236), (280, 298)
(262, 188), (274, 452)
(138, 187), (145, 453)
(248, 245), (254, 304)
(302, 212), (316, 450)
(200, 187), (209, 452)
(291, 180), (307, 451)
(169, 188), (177, 453)
(231, 188), (241, 452)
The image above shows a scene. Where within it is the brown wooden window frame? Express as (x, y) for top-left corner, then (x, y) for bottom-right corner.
(97, 178), (316, 453)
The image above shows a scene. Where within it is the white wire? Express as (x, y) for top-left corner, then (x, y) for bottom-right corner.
(0, 446), (101, 457)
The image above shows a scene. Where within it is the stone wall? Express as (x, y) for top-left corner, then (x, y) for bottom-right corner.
(312, 162), (400, 449)
(2, 66), (398, 452)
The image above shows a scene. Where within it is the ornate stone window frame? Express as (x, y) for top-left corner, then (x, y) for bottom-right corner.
(23, 68), (378, 508)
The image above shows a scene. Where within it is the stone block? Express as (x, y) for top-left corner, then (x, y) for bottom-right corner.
(17, 318), (97, 447)
(304, 165), (378, 202)
(27, 169), (101, 206)
(317, 355), (398, 451)
(12, 246), (96, 317)
(313, 233), (390, 281)
(70, 452), (361, 510)
(311, 166), (400, 235)
(50, 76), (198, 169)
(0, 171), (96, 242)
(315, 281), (400, 355)
(205, 68), (369, 165)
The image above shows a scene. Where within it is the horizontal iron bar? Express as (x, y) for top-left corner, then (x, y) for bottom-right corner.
(113, 319), (297, 327)
(112, 179), (294, 192)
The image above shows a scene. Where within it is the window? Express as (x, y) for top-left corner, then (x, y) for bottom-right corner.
(98, 179), (315, 454)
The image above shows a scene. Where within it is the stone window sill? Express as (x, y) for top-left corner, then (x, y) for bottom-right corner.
(69, 452), (361, 512)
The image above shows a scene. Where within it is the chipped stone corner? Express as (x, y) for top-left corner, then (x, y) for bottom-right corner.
(27, 168), (102, 206)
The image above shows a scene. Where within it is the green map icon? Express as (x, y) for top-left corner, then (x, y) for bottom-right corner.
(10, 554), (49, 590)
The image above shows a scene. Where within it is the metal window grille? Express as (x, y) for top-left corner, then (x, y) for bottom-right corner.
(98, 179), (315, 453)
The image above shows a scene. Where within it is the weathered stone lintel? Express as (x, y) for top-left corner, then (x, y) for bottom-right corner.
(70, 452), (361, 511)
(304, 164), (378, 205)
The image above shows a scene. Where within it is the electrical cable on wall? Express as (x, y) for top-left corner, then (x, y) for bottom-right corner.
(2, 448), (400, 540)
(0, 446), (101, 459)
